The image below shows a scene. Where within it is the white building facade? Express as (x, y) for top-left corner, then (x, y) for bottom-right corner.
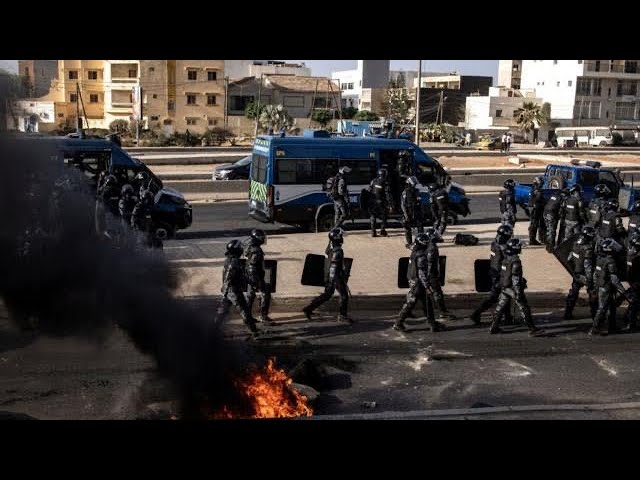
(332, 60), (390, 110)
(465, 87), (542, 130)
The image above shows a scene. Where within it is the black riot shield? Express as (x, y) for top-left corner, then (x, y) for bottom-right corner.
(238, 259), (278, 293)
(301, 254), (326, 287)
(397, 256), (446, 288)
(360, 188), (371, 212)
(324, 257), (353, 283)
(474, 259), (493, 293)
(628, 257), (640, 283)
(552, 233), (581, 276)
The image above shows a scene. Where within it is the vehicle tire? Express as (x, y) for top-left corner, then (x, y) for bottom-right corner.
(317, 211), (335, 232)
(548, 175), (566, 189)
(599, 141), (608, 146)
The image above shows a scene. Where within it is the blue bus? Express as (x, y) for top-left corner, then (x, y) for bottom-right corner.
(248, 129), (470, 232)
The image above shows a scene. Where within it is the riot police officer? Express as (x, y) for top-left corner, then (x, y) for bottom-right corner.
(118, 184), (137, 228)
(470, 224), (514, 325)
(627, 199), (640, 239)
(587, 183), (612, 228)
(492, 238), (545, 336)
(591, 238), (627, 335)
(368, 168), (393, 237)
(95, 174), (121, 237)
(215, 239), (259, 336)
(528, 176), (546, 246)
(428, 183), (449, 235)
(397, 150), (413, 178)
(401, 176), (424, 248)
(559, 184), (587, 243)
(244, 229), (274, 326)
(424, 227), (454, 320)
(564, 225), (598, 320)
(133, 171), (151, 199)
(543, 189), (567, 252)
(598, 199), (626, 248)
(393, 232), (445, 333)
(303, 228), (352, 324)
(131, 189), (160, 248)
(499, 179), (517, 227)
(329, 166), (351, 228)
(623, 233), (640, 332)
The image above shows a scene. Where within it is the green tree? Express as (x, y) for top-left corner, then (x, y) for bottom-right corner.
(245, 101), (266, 120)
(514, 102), (548, 141)
(353, 110), (379, 121)
(341, 106), (358, 119)
(311, 109), (334, 127)
(109, 119), (130, 135)
(259, 104), (294, 133)
(382, 84), (411, 125)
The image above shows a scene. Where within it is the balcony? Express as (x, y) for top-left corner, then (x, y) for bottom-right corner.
(583, 61), (640, 78)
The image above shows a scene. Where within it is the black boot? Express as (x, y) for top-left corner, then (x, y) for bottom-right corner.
(259, 315), (276, 326)
(564, 308), (574, 320)
(392, 321), (406, 332)
(380, 229), (388, 237)
(338, 314), (353, 325)
(302, 307), (313, 321)
(470, 310), (482, 325)
(489, 318), (502, 334)
(430, 320), (446, 332)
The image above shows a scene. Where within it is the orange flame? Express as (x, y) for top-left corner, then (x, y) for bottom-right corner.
(211, 358), (313, 419)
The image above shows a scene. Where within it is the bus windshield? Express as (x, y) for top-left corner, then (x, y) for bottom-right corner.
(251, 153), (268, 183)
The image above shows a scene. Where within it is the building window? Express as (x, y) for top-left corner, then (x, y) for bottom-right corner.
(347, 82), (354, 90)
(88, 70), (98, 80)
(557, 81), (561, 87)
(128, 69), (137, 78)
(208, 119), (217, 126)
(617, 80), (637, 97)
(187, 94), (196, 105)
(207, 95), (216, 105)
(606, 111), (609, 118)
(89, 94), (99, 103)
(163, 119), (172, 125)
(188, 70), (197, 81)
(153, 94), (157, 99)
(186, 118), (198, 125)
(574, 100), (602, 119)
(58, 112), (64, 118)
(625, 61), (638, 74)
(208, 71), (217, 81)
(314, 98), (331, 108)
(151, 115), (159, 121)
(553, 60), (558, 64)
(541, 81), (545, 86)
(595, 60), (601, 72)
(229, 95), (255, 111)
(68, 70), (78, 80)
(341, 83), (347, 90)
(149, 67), (155, 73)
(615, 102), (638, 120)
(168, 100), (175, 111)
(283, 95), (304, 107)
(69, 93), (78, 103)
(495, 109), (503, 117)
(568, 80), (573, 87)
(513, 64), (519, 71)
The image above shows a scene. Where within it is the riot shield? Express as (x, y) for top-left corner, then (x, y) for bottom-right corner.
(238, 259), (278, 293)
(360, 188), (371, 212)
(397, 256), (446, 289)
(552, 233), (580, 276)
(301, 254), (353, 287)
(474, 259), (493, 293)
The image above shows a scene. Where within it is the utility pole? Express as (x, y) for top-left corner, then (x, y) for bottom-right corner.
(254, 74), (262, 137)
(136, 86), (142, 146)
(416, 60), (422, 145)
(76, 82), (81, 133)
(224, 76), (229, 129)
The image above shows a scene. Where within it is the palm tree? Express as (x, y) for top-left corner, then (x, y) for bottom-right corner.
(258, 104), (294, 133)
(514, 102), (548, 142)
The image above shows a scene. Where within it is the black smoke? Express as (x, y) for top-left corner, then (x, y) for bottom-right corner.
(0, 135), (251, 417)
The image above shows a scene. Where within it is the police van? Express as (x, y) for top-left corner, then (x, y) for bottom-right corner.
(247, 129), (471, 231)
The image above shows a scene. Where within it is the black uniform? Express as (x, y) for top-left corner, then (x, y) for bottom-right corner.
(403, 243), (433, 320)
(598, 209), (626, 245)
(499, 187), (517, 226)
(430, 186), (449, 235)
(131, 191), (161, 249)
(118, 187), (138, 227)
(95, 176), (121, 237)
(627, 213), (640, 238)
(425, 240), (451, 318)
(216, 253), (258, 334)
(470, 238), (514, 324)
(493, 253), (542, 334)
(623, 246), (640, 331)
(592, 253), (625, 334)
(398, 155), (412, 178)
(303, 241), (350, 321)
(401, 185), (424, 246)
(244, 238), (272, 323)
(368, 174), (393, 236)
(395, 245), (443, 332)
(528, 185), (546, 245)
(564, 237), (597, 319)
(560, 194), (587, 243)
(587, 197), (606, 229)
(330, 173), (350, 228)
(543, 192), (564, 251)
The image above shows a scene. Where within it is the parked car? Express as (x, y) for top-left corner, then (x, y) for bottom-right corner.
(476, 135), (502, 150)
(212, 155), (251, 180)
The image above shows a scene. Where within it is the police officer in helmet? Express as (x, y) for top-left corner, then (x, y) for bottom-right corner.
(244, 229), (274, 326)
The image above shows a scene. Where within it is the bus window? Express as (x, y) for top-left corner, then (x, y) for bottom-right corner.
(339, 159), (377, 184)
(417, 164), (437, 186)
(598, 170), (619, 194)
(251, 153), (268, 183)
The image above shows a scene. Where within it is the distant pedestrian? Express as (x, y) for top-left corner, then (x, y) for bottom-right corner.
(506, 133), (512, 153)
(501, 133), (508, 153)
(465, 132), (472, 146)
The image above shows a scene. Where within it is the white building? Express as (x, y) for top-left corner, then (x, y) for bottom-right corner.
(519, 60), (640, 127)
(465, 87), (542, 131)
(497, 60), (522, 89)
(332, 60), (390, 110)
(6, 99), (56, 132)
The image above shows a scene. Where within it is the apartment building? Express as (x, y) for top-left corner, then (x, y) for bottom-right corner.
(497, 60), (522, 89)
(465, 87), (542, 130)
(18, 60), (58, 97)
(519, 60), (640, 126)
(332, 60), (390, 110)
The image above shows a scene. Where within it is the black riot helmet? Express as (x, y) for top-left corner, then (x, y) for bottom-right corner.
(121, 184), (134, 196)
(415, 232), (430, 247)
(577, 225), (596, 245)
(629, 233), (640, 249)
(503, 178), (516, 189)
(104, 174), (118, 188)
(424, 227), (442, 244)
(250, 228), (267, 245)
(135, 171), (149, 182)
(406, 176), (419, 187)
(532, 176), (544, 187)
(605, 198), (619, 211)
(504, 238), (523, 255)
(377, 168), (388, 179)
(427, 183), (438, 192)
(328, 227), (344, 244)
(568, 184), (582, 196)
(599, 238), (618, 254)
(594, 183), (612, 198)
(497, 224), (514, 240)
(226, 239), (244, 257)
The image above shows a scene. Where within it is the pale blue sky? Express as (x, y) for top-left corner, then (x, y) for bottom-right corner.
(287, 60), (498, 80)
(1, 60), (499, 80)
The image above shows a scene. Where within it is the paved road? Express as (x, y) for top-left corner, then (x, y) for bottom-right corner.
(181, 193), (502, 239)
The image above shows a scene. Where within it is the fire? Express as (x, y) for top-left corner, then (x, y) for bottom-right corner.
(211, 358), (313, 419)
